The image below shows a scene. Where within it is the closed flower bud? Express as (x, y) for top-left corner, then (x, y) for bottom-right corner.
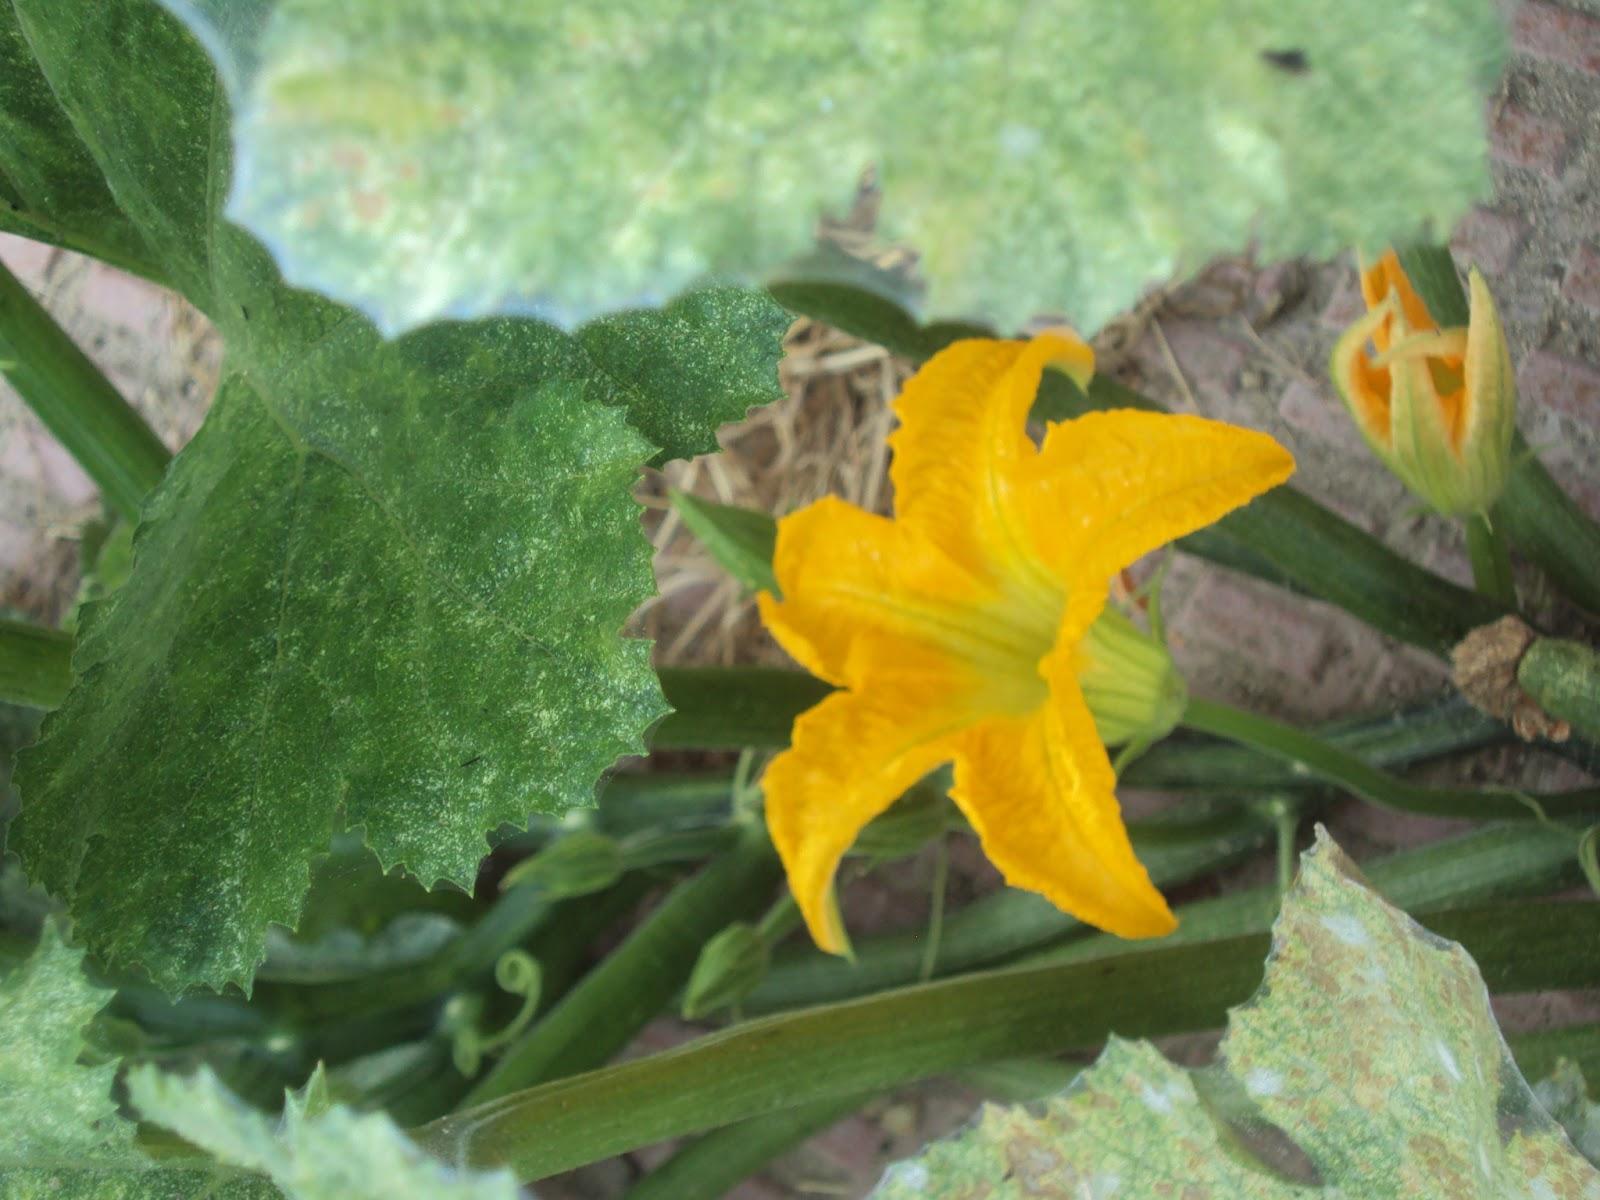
(1331, 252), (1516, 517)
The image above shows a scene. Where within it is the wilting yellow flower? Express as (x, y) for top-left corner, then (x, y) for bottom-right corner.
(758, 333), (1296, 954)
(1331, 251), (1516, 516)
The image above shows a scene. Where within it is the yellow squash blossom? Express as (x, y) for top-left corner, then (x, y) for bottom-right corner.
(758, 333), (1296, 954)
(1331, 250), (1516, 516)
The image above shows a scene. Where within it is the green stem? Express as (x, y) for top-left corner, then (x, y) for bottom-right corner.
(1465, 513), (1517, 606)
(622, 1093), (868, 1200)
(1124, 694), (1504, 793)
(1268, 797), (1299, 897)
(0, 257), (169, 521)
(413, 900), (1600, 1182)
(1519, 638), (1600, 743)
(1180, 696), (1600, 822)
(464, 821), (781, 1105)
(0, 616), (72, 709)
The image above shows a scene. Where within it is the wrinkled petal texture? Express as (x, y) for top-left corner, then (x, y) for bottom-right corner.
(758, 498), (1041, 699)
(760, 333), (1293, 953)
(1024, 409), (1297, 637)
(762, 650), (984, 954)
(889, 333), (1093, 610)
(951, 644), (1176, 938)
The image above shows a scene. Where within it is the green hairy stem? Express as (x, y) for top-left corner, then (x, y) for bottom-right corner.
(0, 256), (169, 522)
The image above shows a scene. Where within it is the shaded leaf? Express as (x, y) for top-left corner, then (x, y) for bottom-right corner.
(162, 0), (1501, 334)
(875, 830), (1600, 1198)
(0, 919), (274, 1199)
(4, 0), (786, 993)
(130, 1064), (520, 1200)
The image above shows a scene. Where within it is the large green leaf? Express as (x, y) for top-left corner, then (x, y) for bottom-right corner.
(159, 0), (1502, 334)
(0, 918), (274, 1199)
(874, 832), (1600, 1198)
(0, 16), (159, 281)
(2, 1), (787, 993)
(129, 1065), (519, 1200)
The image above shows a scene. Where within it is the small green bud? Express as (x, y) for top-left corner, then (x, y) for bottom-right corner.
(681, 922), (770, 1019)
(501, 830), (624, 899)
(1076, 604), (1186, 748)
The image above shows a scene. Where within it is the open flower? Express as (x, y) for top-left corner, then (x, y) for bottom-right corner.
(758, 333), (1295, 954)
(1331, 251), (1516, 516)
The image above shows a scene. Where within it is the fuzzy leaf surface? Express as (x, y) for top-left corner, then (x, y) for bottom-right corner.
(161, 0), (1501, 334)
(3, 0), (785, 993)
(130, 1065), (519, 1200)
(874, 831), (1600, 1198)
(0, 920), (274, 1199)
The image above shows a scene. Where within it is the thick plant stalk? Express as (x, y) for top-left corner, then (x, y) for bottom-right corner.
(413, 899), (1600, 1182)
(0, 257), (169, 522)
(464, 821), (781, 1104)
(0, 616), (72, 709)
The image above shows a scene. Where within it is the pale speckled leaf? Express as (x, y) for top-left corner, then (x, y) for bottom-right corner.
(0, 919), (134, 1170)
(0, 920), (275, 1199)
(2, 0), (786, 994)
(158, 0), (1503, 335)
(874, 830), (1600, 1199)
(130, 1065), (520, 1200)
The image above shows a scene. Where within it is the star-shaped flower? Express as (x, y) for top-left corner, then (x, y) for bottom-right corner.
(759, 332), (1295, 953)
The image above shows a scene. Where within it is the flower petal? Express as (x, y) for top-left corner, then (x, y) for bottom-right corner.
(1024, 409), (1295, 637)
(947, 648), (1175, 939)
(889, 333), (1094, 606)
(1330, 294), (1398, 451)
(763, 671), (974, 955)
(1360, 249), (1436, 345)
(760, 495), (1041, 694)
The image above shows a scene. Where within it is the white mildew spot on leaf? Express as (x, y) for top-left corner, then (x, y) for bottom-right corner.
(1320, 911), (1370, 946)
(158, 0), (1503, 335)
(1245, 1067), (1285, 1098)
(871, 830), (1600, 1198)
(1436, 1039), (1463, 1082)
